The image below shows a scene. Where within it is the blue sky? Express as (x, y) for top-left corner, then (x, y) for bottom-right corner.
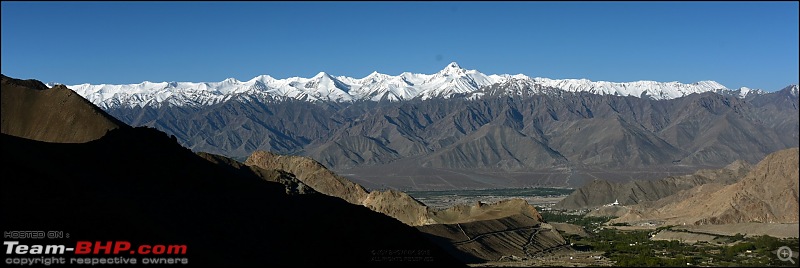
(2, 1), (798, 91)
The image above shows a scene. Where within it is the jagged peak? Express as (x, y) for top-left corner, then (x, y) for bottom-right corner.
(312, 71), (331, 79)
(438, 61), (465, 75)
(445, 61), (461, 69)
(221, 77), (239, 84)
(783, 84), (799, 97)
(363, 71), (387, 79)
(694, 80), (726, 89)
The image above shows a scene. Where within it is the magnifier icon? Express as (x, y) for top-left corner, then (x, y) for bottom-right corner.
(778, 246), (795, 264)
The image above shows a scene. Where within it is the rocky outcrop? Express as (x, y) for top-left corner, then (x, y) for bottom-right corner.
(197, 152), (315, 195)
(245, 151), (369, 204)
(362, 190), (438, 226)
(1, 74), (125, 142)
(245, 150), (440, 226)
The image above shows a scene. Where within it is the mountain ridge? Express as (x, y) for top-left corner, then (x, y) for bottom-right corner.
(50, 62), (782, 108)
(555, 159), (753, 210)
(610, 148), (799, 225)
(105, 86), (798, 190)
(1, 74), (127, 143)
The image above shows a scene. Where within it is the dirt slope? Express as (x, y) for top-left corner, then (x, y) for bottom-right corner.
(1, 74), (125, 142)
(614, 148), (799, 225)
(556, 159), (751, 209)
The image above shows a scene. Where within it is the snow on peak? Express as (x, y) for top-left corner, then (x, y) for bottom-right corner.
(362, 71), (387, 81)
(443, 62), (463, 73)
(691, 80), (725, 91)
(436, 62), (467, 77)
(312, 72), (330, 79)
(727, 86), (767, 98)
(782, 84), (799, 97)
(248, 75), (275, 84)
(60, 64), (759, 108)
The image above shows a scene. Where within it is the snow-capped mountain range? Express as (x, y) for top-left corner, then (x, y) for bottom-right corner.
(53, 62), (767, 109)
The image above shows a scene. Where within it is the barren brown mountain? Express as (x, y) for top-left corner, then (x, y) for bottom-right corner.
(1, 74), (126, 142)
(108, 86), (799, 190)
(556, 159), (752, 210)
(612, 148), (799, 225)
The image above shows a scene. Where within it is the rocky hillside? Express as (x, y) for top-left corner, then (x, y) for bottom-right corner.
(432, 199), (543, 224)
(417, 214), (568, 263)
(244, 151), (440, 225)
(107, 86), (798, 189)
(243, 150), (555, 228)
(555, 160), (752, 210)
(1, 74), (126, 142)
(613, 148), (799, 225)
(245, 151), (369, 205)
(197, 152), (316, 195)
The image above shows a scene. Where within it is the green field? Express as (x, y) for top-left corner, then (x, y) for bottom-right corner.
(540, 209), (800, 267)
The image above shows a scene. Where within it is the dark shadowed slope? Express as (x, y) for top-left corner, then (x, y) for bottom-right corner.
(0, 129), (465, 267)
(1, 74), (126, 142)
(0, 75), (464, 267)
